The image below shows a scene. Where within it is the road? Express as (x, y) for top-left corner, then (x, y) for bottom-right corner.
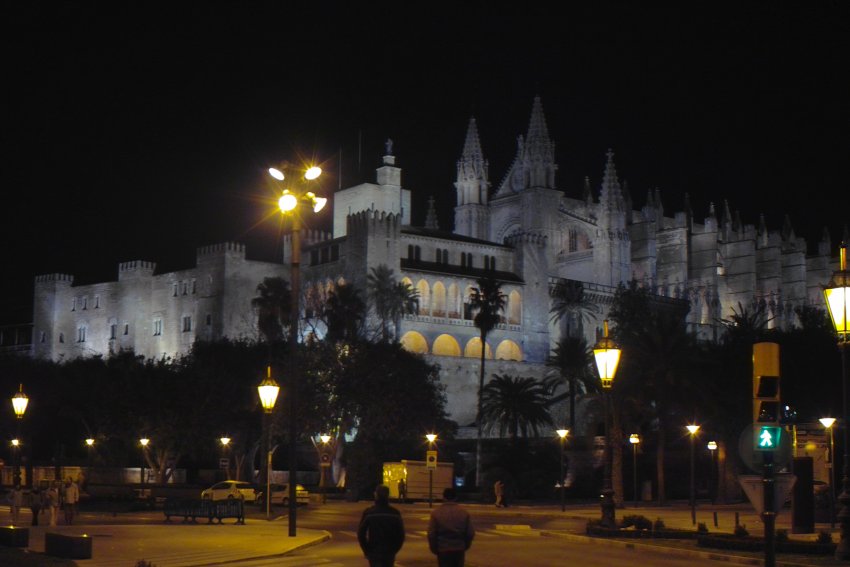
(256, 501), (730, 567)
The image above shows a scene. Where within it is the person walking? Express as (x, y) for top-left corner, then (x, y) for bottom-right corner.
(494, 479), (505, 508)
(428, 487), (475, 567)
(46, 483), (60, 526)
(397, 478), (407, 503)
(63, 478), (80, 525)
(28, 487), (42, 526)
(7, 484), (24, 525)
(357, 484), (405, 567)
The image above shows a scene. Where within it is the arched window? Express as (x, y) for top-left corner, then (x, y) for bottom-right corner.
(432, 282), (447, 317)
(463, 285), (475, 320)
(416, 279), (430, 314)
(433, 334), (461, 357)
(400, 331), (429, 354)
(447, 283), (460, 318)
(464, 337), (492, 359)
(495, 340), (522, 361)
(508, 290), (522, 325)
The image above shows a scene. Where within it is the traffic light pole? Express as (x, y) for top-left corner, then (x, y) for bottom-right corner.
(763, 450), (776, 567)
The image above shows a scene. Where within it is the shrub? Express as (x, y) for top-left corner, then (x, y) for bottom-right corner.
(653, 518), (665, 531)
(734, 524), (749, 537)
(775, 529), (788, 543)
(817, 531), (833, 544)
(697, 522), (708, 533)
(621, 515), (652, 530)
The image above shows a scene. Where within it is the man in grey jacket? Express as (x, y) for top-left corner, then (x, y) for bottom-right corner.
(427, 487), (475, 567)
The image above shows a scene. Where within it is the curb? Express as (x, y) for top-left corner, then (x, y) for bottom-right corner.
(194, 530), (333, 566)
(541, 530), (825, 567)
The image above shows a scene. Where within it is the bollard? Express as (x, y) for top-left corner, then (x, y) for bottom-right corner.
(713, 511), (718, 528)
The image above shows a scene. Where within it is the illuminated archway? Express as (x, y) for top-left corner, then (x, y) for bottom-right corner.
(400, 331), (429, 354)
(416, 279), (430, 314)
(432, 334), (461, 357)
(464, 337), (492, 359)
(495, 340), (522, 361)
(433, 281), (447, 317)
(447, 283), (460, 318)
(508, 290), (522, 324)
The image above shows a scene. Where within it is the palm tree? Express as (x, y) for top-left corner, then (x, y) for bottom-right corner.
(252, 277), (292, 343)
(469, 275), (506, 488)
(322, 283), (366, 343)
(549, 279), (599, 338)
(480, 374), (554, 440)
(546, 336), (596, 432)
(366, 265), (419, 342)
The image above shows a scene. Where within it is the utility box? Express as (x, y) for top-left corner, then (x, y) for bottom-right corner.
(383, 460), (453, 501)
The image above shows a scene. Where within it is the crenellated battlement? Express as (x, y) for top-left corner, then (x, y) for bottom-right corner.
(119, 260), (157, 272)
(197, 242), (246, 258)
(34, 273), (73, 284)
(283, 229), (332, 248)
(505, 231), (547, 247)
(346, 210), (400, 236)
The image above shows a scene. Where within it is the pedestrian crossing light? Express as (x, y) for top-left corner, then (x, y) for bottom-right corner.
(756, 426), (782, 451)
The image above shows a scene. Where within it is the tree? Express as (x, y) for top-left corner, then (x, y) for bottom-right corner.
(547, 336), (595, 433)
(469, 275), (507, 487)
(252, 277), (292, 343)
(366, 265), (418, 342)
(549, 279), (598, 338)
(322, 283), (366, 342)
(480, 374), (554, 440)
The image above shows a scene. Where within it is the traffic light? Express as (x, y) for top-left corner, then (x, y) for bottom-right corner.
(756, 425), (782, 452)
(752, 342), (780, 425)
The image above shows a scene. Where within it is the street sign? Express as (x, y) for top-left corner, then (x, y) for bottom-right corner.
(426, 450), (437, 469)
(320, 453), (331, 467)
(756, 426), (782, 451)
(219, 458), (229, 469)
(739, 474), (796, 516)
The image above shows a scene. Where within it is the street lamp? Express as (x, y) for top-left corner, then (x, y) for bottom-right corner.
(318, 434), (332, 503)
(219, 437), (231, 480)
(11, 384), (28, 487)
(139, 438), (150, 485)
(686, 424), (700, 525)
(85, 438), (95, 487)
(556, 429), (569, 512)
(258, 365), (280, 521)
(426, 433), (437, 509)
(594, 319), (621, 528)
(824, 242), (849, 560)
(707, 441), (718, 505)
(629, 434), (640, 508)
(821, 417), (837, 527)
(270, 162), (325, 537)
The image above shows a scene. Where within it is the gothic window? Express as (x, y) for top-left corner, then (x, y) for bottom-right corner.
(77, 326), (86, 342)
(110, 324), (117, 340)
(59, 333), (64, 343)
(71, 298), (76, 312)
(124, 324), (129, 335)
(435, 248), (442, 263)
(408, 245), (414, 259)
(173, 283), (178, 297)
(508, 290), (522, 325)
(569, 229), (578, 252)
(416, 279), (430, 313)
(182, 282), (188, 295)
(192, 280), (196, 294)
(461, 252), (467, 267)
(432, 282), (447, 317)
(153, 319), (162, 336)
(95, 296), (100, 308)
(415, 246), (421, 261)
(82, 297), (87, 310)
(443, 249), (448, 264)
(182, 316), (192, 332)
(447, 283), (460, 318)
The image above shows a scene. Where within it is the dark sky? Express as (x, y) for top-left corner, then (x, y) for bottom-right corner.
(2, 2), (848, 324)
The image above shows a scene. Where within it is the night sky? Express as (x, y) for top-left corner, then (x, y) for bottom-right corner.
(2, 3), (848, 324)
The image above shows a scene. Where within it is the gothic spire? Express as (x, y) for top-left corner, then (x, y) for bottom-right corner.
(599, 148), (623, 208)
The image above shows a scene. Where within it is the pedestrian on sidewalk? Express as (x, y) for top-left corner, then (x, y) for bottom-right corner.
(398, 478), (407, 503)
(494, 479), (505, 508)
(7, 484), (24, 525)
(428, 487), (475, 567)
(46, 482), (60, 526)
(63, 477), (80, 525)
(357, 484), (405, 567)
(28, 487), (42, 526)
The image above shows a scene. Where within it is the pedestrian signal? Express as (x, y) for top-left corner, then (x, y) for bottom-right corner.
(755, 426), (782, 451)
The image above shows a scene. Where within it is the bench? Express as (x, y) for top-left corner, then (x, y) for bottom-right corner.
(0, 526), (28, 547)
(45, 532), (93, 559)
(163, 498), (244, 524)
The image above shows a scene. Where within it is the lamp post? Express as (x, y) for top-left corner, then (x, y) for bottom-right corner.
(629, 434), (640, 508)
(821, 417), (837, 527)
(318, 434), (331, 504)
(85, 438), (95, 487)
(270, 163), (325, 537)
(556, 429), (569, 512)
(258, 366), (280, 521)
(11, 384), (28, 486)
(220, 436), (231, 480)
(139, 438), (150, 485)
(707, 441), (718, 505)
(824, 242), (849, 560)
(593, 319), (621, 528)
(426, 433), (437, 509)
(686, 424), (700, 525)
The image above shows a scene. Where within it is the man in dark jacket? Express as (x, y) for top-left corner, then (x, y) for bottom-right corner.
(428, 487), (475, 567)
(357, 484), (405, 567)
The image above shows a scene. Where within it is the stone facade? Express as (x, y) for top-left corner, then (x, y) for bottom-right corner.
(30, 97), (840, 429)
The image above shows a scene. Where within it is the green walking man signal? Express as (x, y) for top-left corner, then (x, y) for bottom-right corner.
(756, 426), (782, 452)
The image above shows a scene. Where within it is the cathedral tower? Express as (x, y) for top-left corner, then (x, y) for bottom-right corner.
(453, 117), (490, 239)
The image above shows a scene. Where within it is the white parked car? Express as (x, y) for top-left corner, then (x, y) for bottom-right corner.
(201, 480), (257, 502)
(255, 483), (309, 506)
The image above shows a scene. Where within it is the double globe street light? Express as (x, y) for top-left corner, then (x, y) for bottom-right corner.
(268, 163), (326, 537)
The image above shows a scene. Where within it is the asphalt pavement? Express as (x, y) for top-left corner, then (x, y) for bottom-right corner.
(0, 500), (842, 566)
